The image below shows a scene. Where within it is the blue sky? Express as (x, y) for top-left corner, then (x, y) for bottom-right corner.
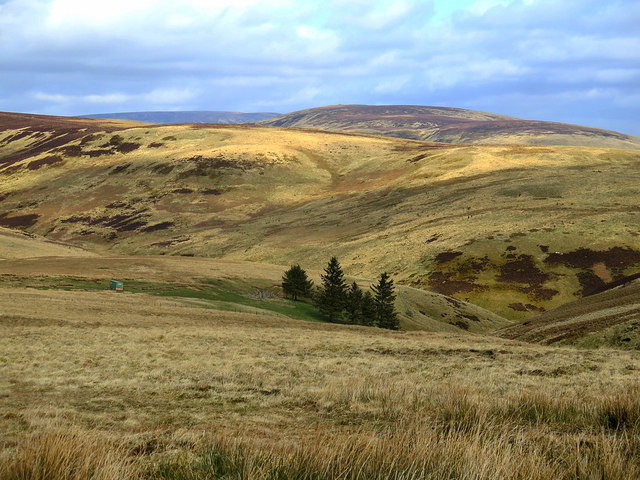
(1, 0), (639, 134)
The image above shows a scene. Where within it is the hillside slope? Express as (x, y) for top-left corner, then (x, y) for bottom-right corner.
(82, 110), (279, 124)
(0, 111), (148, 170)
(1, 112), (639, 319)
(260, 105), (640, 150)
(496, 279), (640, 347)
(0, 227), (96, 259)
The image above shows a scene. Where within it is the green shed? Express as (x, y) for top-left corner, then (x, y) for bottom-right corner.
(109, 280), (124, 291)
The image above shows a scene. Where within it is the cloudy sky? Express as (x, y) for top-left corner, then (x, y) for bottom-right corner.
(1, 0), (639, 134)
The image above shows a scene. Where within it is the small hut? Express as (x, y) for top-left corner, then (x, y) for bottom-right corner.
(109, 280), (124, 292)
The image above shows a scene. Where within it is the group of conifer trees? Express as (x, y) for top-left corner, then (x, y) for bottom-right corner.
(281, 257), (399, 330)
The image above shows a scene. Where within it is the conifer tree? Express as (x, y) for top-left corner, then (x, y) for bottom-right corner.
(281, 264), (313, 301)
(316, 256), (348, 322)
(360, 290), (376, 326)
(345, 282), (364, 324)
(371, 272), (399, 330)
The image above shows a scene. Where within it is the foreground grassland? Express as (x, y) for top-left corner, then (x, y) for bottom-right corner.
(2, 287), (640, 479)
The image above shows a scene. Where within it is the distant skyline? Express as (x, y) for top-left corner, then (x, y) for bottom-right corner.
(1, 0), (639, 135)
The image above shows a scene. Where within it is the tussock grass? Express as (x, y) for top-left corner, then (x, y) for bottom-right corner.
(0, 430), (139, 480)
(310, 379), (640, 435)
(152, 422), (640, 480)
(5, 391), (640, 480)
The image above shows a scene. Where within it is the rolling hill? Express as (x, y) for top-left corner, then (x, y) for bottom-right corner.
(0, 111), (148, 171)
(1, 111), (639, 320)
(259, 105), (640, 150)
(496, 277), (640, 347)
(81, 110), (279, 124)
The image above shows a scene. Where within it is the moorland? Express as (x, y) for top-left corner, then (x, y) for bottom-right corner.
(1, 106), (640, 479)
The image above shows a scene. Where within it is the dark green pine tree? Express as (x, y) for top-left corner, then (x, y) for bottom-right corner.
(345, 282), (364, 324)
(316, 256), (348, 322)
(360, 290), (376, 327)
(281, 265), (313, 301)
(371, 272), (399, 330)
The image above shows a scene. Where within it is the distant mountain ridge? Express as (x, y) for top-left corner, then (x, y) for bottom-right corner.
(77, 106), (640, 150)
(81, 111), (279, 125)
(259, 105), (640, 150)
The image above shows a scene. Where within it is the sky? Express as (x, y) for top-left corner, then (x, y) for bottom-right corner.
(1, 0), (639, 135)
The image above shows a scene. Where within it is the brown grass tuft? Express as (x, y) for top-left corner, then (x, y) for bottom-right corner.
(0, 430), (140, 480)
(152, 421), (640, 480)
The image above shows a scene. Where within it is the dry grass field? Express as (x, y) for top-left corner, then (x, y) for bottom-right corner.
(2, 286), (640, 479)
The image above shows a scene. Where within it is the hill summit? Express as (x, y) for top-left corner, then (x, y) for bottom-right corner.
(260, 105), (640, 149)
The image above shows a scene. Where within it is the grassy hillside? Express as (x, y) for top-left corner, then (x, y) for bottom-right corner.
(260, 105), (640, 149)
(497, 278), (640, 347)
(0, 111), (147, 174)
(3, 287), (640, 478)
(1, 114), (639, 318)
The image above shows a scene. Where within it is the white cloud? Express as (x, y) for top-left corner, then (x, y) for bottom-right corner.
(468, 0), (511, 15)
(143, 88), (197, 104)
(254, 87), (321, 108)
(165, 13), (194, 29)
(33, 91), (71, 102)
(84, 93), (130, 104)
(46, 0), (155, 27)
(467, 59), (529, 78)
(374, 76), (411, 93)
(294, 25), (342, 57)
(32, 87), (198, 108)
(358, 1), (415, 29)
(594, 69), (639, 83)
(280, 87), (321, 105)
(1, 0), (638, 135)
(369, 51), (402, 68)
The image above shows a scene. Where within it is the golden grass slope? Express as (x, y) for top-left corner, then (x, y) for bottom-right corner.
(1, 116), (639, 320)
(0, 227), (96, 259)
(3, 287), (640, 478)
(497, 279), (640, 347)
